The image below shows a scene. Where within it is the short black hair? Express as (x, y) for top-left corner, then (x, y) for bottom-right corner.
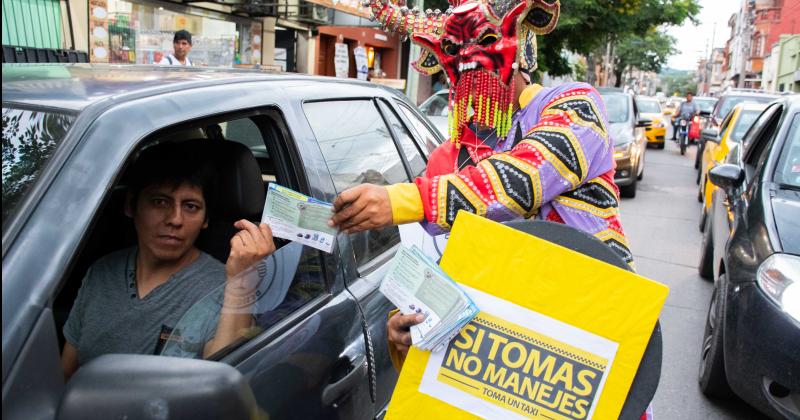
(127, 142), (216, 220)
(174, 29), (192, 45)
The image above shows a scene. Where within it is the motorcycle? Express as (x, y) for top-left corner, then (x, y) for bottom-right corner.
(676, 113), (693, 155)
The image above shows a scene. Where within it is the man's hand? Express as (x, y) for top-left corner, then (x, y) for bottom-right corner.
(387, 311), (425, 356)
(226, 220), (276, 279)
(329, 184), (393, 234)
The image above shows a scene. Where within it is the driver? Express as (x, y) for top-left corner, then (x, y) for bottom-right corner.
(673, 92), (699, 138)
(329, 0), (649, 418)
(61, 142), (274, 380)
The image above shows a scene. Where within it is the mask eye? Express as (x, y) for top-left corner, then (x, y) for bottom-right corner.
(442, 39), (460, 56)
(478, 32), (498, 47)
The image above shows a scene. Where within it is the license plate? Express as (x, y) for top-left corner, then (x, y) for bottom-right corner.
(680, 120), (687, 127)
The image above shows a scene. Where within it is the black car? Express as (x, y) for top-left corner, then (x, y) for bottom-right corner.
(2, 64), (444, 419)
(697, 95), (800, 419)
(598, 88), (650, 198)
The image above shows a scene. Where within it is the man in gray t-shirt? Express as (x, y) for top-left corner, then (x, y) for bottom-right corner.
(61, 142), (276, 379)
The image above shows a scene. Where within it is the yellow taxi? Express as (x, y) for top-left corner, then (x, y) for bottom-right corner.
(662, 97), (681, 116)
(636, 96), (667, 148)
(698, 102), (767, 227)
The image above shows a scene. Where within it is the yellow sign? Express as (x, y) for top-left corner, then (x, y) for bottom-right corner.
(386, 212), (668, 419)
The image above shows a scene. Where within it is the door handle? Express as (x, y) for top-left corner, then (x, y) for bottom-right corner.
(321, 355), (367, 407)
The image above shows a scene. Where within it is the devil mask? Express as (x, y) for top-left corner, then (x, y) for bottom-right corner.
(365, 0), (560, 142)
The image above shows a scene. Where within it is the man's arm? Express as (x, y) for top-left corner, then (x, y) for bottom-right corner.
(203, 220), (275, 357)
(61, 342), (79, 381)
(331, 84), (613, 233)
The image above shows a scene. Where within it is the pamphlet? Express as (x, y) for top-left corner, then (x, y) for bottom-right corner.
(261, 183), (336, 253)
(380, 245), (479, 351)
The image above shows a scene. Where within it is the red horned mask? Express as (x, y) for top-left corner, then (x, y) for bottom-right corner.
(366, 0), (560, 143)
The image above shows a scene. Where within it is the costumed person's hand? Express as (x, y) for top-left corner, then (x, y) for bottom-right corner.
(226, 219), (276, 279)
(387, 311), (425, 357)
(329, 184), (393, 234)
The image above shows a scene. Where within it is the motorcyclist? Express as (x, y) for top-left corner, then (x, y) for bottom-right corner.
(673, 92), (699, 142)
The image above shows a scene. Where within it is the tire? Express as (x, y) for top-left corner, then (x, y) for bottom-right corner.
(637, 164), (644, 181)
(699, 281), (734, 398)
(699, 205), (707, 232)
(680, 140), (687, 155)
(695, 140), (704, 169)
(657, 142), (665, 150)
(698, 215), (714, 279)
(620, 178), (637, 198)
(696, 162), (703, 184)
(697, 175), (704, 202)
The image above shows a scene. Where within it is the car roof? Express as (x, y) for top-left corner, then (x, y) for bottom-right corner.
(1, 64), (386, 112)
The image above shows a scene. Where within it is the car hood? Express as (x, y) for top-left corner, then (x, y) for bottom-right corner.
(640, 112), (663, 123)
(772, 189), (800, 255)
(609, 122), (633, 146)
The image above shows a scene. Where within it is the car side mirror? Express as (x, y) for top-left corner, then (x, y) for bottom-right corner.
(636, 119), (652, 128)
(701, 128), (720, 144)
(57, 354), (258, 420)
(708, 164), (744, 194)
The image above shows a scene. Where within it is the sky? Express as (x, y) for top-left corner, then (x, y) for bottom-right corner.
(666, 0), (742, 71)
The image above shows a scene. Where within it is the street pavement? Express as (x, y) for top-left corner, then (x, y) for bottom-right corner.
(618, 132), (769, 419)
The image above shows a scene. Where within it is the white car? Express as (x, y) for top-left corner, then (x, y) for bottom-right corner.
(419, 89), (449, 137)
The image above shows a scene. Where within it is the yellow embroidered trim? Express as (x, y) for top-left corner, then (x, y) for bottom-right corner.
(542, 94), (608, 141)
(522, 126), (588, 188)
(554, 196), (619, 218)
(479, 155), (542, 218)
(519, 84), (543, 110)
(435, 176), (487, 228)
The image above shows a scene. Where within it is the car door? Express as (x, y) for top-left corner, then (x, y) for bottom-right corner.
(301, 95), (437, 416)
(711, 103), (784, 277)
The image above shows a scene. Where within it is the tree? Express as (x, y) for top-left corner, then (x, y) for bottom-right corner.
(613, 30), (676, 87)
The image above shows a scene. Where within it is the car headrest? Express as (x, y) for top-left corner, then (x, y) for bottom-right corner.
(206, 140), (265, 220)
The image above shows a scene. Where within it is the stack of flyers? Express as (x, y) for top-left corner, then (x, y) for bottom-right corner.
(379, 245), (479, 352)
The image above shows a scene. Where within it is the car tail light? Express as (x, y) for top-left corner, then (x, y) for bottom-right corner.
(757, 254), (800, 322)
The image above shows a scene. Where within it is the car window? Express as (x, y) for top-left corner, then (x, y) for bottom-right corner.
(744, 105), (783, 178)
(636, 99), (661, 114)
(601, 94), (630, 123)
(718, 109), (735, 136)
(396, 100), (441, 155)
(54, 109), (328, 364)
(420, 93), (449, 117)
(774, 113), (800, 188)
(379, 102), (426, 177)
(2, 107), (75, 226)
(730, 109), (762, 143)
(717, 95), (776, 120)
(694, 98), (717, 114)
(303, 100), (411, 268)
(162, 242), (325, 359)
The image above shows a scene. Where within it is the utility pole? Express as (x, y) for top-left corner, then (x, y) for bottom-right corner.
(405, 0), (423, 103)
(738, 0), (754, 88)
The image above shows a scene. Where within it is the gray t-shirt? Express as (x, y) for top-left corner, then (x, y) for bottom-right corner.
(64, 247), (226, 365)
(678, 101), (699, 119)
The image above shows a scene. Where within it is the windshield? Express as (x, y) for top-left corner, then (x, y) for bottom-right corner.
(717, 95), (776, 120)
(729, 109), (762, 142)
(694, 98), (717, 113)
(419, 93), (449, 117)
(775, 113), (800, 188)
(602, 94), (630, 123)
(637, 99), (661, 114)
(2, 107), (75, 226)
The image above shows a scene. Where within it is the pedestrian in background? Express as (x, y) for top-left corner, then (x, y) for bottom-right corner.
(158, 30), (193, 66)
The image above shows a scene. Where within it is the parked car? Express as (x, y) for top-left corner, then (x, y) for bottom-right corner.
(697, 102), (767, 230)
(418, 88), (449, 137)
(2, 64), (445, 420)
(695, 90), (779, 170)
(636, 96), (667, 149)
(697, 95), (800, 419)
(599, 88), (650, 198)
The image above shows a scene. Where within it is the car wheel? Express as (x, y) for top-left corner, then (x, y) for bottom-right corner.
(696, 164), (702, 185)
(698, 281), (734, 398)
(698, 215), (714, 280)
(699, 205), (708, 233)
(620, 178), (637, 198)
(637, 164), (644, 181)
(697, 175), (705, 202)
(694, 141), (704, 169)
(657, 142), (665, 149)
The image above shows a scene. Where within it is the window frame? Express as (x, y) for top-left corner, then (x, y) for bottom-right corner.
(393, 98), (445, 156)
(52, 105), (336, 366)
(301, 97), (418, 275)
